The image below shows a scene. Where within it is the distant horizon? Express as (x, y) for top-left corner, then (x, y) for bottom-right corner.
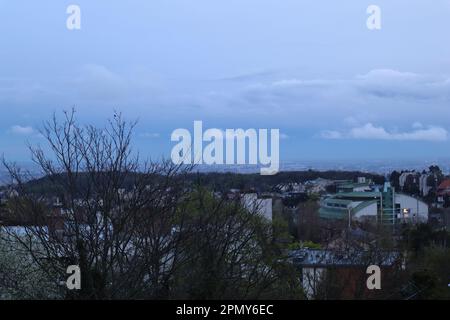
(2, 157), (450, 177)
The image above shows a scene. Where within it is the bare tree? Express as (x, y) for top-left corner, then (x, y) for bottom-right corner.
(1, 110), (301, 300)
(1, 110), (194, 299)
(170, 188), (302, 299)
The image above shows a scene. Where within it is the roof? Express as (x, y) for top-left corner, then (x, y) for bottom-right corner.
(438, 179), (450, 191)
(334, 192), (381, 199)
(320, 199), (378, 219)
(320, 192), (380, 219)
(319, 206), (348, 219)
(338, 182), (370, 188)
(324, 198), (353, 205)
(351, 200), (378, 215)
(289, 248), (398, 267)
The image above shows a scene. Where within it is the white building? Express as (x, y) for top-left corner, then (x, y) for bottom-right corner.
(419, 174), (432, 197)
(241, 193), (273, 221)
(320, 183), (428, 224)
(399, 172), (419, 190)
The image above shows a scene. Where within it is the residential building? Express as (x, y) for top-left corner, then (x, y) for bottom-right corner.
(241, 193), (273, 221)
(419, 173), (432, 197)
(436, 179), (450, 208)
(290, 248), (399, 299)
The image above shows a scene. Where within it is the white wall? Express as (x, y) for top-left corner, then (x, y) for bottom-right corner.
(242, 193), (273, 221)
(354, 202), (378, 219)
(395, 194), (428, 222)
(302, 267), (325, 299)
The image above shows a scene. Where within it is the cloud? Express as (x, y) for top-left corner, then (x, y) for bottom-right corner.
(321, 123), (448, 142)
(9, 125), (34, 135)
(71, 64), (128, 100)
(356, 69), (450, 100)
(196, 69), (450, 131)
(412, 122), (423, 129)
(320, 130), (343, 139)
(139, 132), (160, 138)
(250, 69), (450, 106)
(1, 68), (450, 135)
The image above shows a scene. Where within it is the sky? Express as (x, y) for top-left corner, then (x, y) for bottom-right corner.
(1, 0), (450, 164)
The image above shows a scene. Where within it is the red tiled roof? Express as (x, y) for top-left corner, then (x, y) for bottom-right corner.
(437, 179), (450, 195)
(438, 179), (450, 189)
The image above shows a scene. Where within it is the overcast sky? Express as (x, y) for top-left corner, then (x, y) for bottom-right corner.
(1, 0), (450, 163)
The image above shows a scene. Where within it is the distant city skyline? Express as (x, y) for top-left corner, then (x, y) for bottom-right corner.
(3, 158), (450, 181)
(1, 1), (450, 163)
